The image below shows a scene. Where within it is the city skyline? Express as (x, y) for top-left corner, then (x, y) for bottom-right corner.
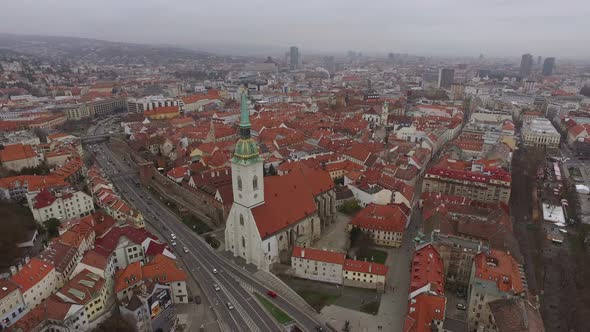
(1, 0), (589, 58)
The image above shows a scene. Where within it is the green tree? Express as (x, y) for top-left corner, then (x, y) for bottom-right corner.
(580, 85), (590, 98)
(349, 226), (374, 259)
(44, 218), (61, 239)
(0, 202), (35, 269)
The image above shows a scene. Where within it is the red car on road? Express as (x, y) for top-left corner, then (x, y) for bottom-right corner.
(266, 290), (277, 298)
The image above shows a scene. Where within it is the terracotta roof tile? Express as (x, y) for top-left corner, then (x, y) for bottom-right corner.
(292, 246), (346, 265)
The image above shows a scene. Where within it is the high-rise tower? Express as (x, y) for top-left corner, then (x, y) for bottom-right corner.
(520, 54), (534, 77)
(289, 46), (299, 70)
(542, 57), (556, 76)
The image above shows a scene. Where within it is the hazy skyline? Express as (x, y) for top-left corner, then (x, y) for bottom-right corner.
(1, 0), (589, 58)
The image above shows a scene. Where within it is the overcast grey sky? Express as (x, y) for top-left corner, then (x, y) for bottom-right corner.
(1, 0), (589, 57)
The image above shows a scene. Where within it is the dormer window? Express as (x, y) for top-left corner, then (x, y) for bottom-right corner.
(237, 176), (242, 191)
(253, 175), (258, 191)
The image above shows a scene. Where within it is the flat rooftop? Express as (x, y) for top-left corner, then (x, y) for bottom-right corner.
(542, 203), (566, 224)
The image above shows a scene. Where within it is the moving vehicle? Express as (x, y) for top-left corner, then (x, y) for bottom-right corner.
(194, 295), (201, 304)
(171, 241), (177, 246)
(183, 247), (189, 253)
(170, 233), (176, 240)
(226, 302), (234, 310)
(212, 268), (218, 274)
(213, 284), (220, 291)
(456, 303), (467, 310)
(266, 290), (277, 298)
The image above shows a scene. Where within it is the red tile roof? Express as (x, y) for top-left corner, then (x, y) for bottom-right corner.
(114, 261), (142, 293)
(252, 172), (318, 239)
(350, 204), (407, 233)
(32, 189), (57, 208)
(292, 246), (346, 265)
(95, 225), (156, 254)
(143, 106), (179, 117)
(80, 250), (109, 271)
(410, 244), (445, 295)
(0, 279), (19, 301)
(11, 258), (55, 292)
(405, 292), (446, 332)
(0, 175), (67, 192)
(343, 259), (388, 276)
(474, 249), (524, 294)
(142, 254), (187, 283)
(0, 143), (37, 162)
(58, 269), (105, 305)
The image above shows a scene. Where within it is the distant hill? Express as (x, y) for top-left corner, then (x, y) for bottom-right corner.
(0, 33), (220, 64)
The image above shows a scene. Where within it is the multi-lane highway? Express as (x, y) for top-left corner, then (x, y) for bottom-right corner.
(87, 119), (324, 332)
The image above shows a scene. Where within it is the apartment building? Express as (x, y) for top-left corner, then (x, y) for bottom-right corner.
(94, 226), (156, 270)
(0, 280), (26, 329)
(88, 96), (127, 117)
(343, 259), (388, 292)
(521, 118), (560, 152)
(348, 204), (407, 247)
(127, 96), (178, 113)
(422, 159), (512, 204)
(28, 189), (95, 223)
(0, 143), (41, 172)
(467, 250), (527, 331)
(115, 254), (188, 304)
(0, 175), (67, 201)
(10, 258), (58, 308)
(291, 247), (346, 284)
(55, 269), (109, 323)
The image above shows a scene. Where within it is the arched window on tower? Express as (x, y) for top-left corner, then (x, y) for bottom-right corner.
(240, 214), (244, 226)
(253, 175), (258, 191)
(237, 176), (242, 191)
(242, 236), (246, 248)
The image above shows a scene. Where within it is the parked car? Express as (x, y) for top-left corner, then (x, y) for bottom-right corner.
(213, 284), (221, 291)
(212, 268), (218, 274)
(266, 290), (277, 298)
(183, 247), (189, 253)
(456, 303), (467, 310)
(195, 295), (201, 304)
(171, 233), (176, 240)
(171, 241), (177, 246)
(227, 302), (234, 310)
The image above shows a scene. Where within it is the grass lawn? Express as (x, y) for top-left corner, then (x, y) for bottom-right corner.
(254, 293), (294, 325)
(181, 215), (212, 234)
(358, 249), (388, 264)
(359, 301), (380, 315)
(296, 290), (340, 310)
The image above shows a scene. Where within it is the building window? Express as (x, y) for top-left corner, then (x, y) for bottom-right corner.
(240, 214), (244, 226)
(237, 176), (243, 191)
(253, 175), (258, 190)
(242, 236), (246, 248)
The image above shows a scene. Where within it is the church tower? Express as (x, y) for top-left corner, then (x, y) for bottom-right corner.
(381, 101), (389, 125)
(231, 93), (264, 208)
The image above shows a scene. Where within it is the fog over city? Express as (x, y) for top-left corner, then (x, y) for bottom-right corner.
(1, 0), (590, 57)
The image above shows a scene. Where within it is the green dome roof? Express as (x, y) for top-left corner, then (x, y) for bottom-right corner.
(233, 138), (260, 163)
